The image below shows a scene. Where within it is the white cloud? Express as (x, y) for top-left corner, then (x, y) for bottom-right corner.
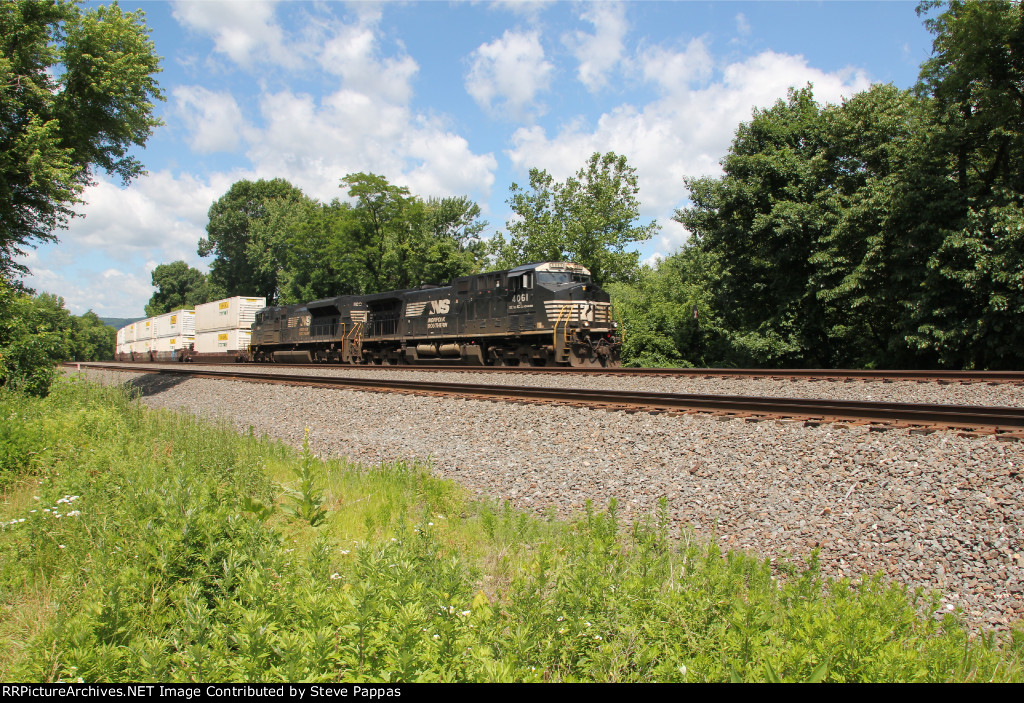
(642, 250), (665, 269)
(318, 24), (418, 104)
(247, 89), (496, 202)
(564, 2), (628, 91)
(508, 50), (872, 254)
(58, 171), (226, 264)
(172, 0), (298, 69)
(736, 13), (752, 37)
(24, 265), (157, 317)
(640, 38), (714, 93)
(173, 86), (249, 153)
(465, 30), (554, 120)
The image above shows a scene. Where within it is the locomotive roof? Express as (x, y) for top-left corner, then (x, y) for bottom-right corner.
(508, 261), (591, 275)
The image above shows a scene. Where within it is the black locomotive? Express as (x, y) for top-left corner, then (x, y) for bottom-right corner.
(249, 261), (622, 367)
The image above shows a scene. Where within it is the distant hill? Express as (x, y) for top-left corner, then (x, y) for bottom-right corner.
(100, 317), (144, 329)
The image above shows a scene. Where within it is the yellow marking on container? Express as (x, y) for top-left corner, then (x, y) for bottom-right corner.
(219, 301), (230, 310)
(218, 333), (229, 341)
(171, 315), (177, 324)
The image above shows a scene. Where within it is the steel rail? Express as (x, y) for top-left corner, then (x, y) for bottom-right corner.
(94, 360), (1024, 383)
(71, 363), (1024, 433)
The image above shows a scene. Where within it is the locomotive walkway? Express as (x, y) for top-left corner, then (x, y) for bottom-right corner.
(71, 363), (1024, 438)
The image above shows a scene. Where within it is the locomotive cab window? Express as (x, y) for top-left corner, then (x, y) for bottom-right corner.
(537, 271), (591, 285)
(509, 273), (533, 292)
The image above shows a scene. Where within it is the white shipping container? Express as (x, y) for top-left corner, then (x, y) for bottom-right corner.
(195, 296), (266, 332)
(123, 323), (136, 343)
(154, 335), (196, 353)
(116, 328), (125, 346)
(154, 309), (196, 338)
(139, 318), (155, 340)
(196, 329), (251, 354)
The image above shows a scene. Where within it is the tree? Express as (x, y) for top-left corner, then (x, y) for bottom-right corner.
(69, 310), (115, 361)
(198, 178), (305, 301)
(906, 0), (1024, 368)
(676, 87), (830, 366)
(0, 282), (69, 395)
(0, 0), (163, 279)
(144, 260), (222, 316)
(492, 152), (658, 285)
(339, 174), (488, 292)
(675, 84), (933, 368)
(606, 249), (725, 368)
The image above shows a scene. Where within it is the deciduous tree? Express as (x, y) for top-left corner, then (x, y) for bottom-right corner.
(493, 152), (657, 285)
(0, 0), (163, 279)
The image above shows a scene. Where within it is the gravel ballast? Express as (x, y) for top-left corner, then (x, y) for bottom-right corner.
(122, 362), (1024, 408)
(78, 367), (1024, 631)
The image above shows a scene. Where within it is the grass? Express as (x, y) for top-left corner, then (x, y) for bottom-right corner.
(0, 376), (1022, 682)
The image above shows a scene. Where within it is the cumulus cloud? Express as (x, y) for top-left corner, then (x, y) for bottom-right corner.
(465, 30), (554, 120)
(247, 89), (496, 202)
(640, 38), (715, 92)
(172, 0), (299, 69)
(563, 2), (628, 91)
(318, 24), (418, 104)
(508, 50), (872, 253)
(173, 86), (250, 153)
(23, 263), (157, 317)
(61, 171), (222, 260)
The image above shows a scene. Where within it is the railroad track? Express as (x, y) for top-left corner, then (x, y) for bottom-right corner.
(87, 360), (1024, 383)
(70, 363), (1024, 438)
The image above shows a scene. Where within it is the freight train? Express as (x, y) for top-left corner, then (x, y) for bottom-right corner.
(251, 261), (622, 367)
(116, 261), (623, 367)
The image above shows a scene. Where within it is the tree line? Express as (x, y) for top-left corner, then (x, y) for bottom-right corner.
(145, 153), (655, 314)
(612, 1), (1024, 370)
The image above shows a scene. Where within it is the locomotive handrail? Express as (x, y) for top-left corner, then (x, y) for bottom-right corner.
(553, 303), (578, 364)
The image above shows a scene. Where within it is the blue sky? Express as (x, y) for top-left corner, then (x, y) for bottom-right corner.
(22, 0), (936, 317)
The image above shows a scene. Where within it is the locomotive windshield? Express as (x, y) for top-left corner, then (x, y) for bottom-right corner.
(537, 271), (591, 285)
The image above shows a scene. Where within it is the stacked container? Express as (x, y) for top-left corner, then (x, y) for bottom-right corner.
(116, 309), (196, 360)
(151, 309), (196, 360)
(194, 296), (266, 358)
(115, 297), (264, 361)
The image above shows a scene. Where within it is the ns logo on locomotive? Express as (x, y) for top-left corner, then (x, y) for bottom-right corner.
(250, 261), (622, 367)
